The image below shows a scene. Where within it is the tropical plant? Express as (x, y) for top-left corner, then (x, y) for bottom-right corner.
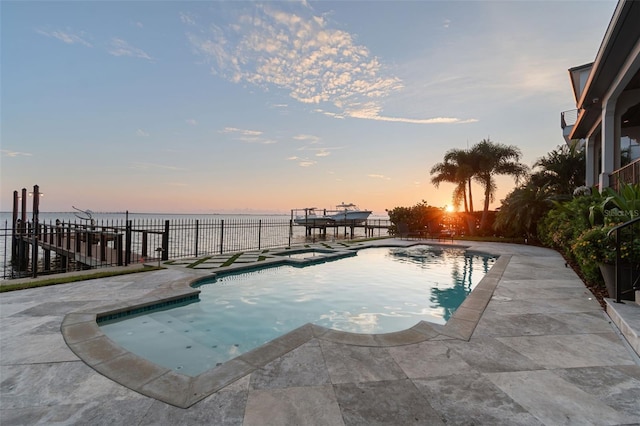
(493, 142), (586, 240)
(572, 222), (640, 284)
(571, 224), (617, 283)
(584, 183), (640, 226)
(539, 183), (640, 289)
(530, 142), (585, 196)
(493, 182), (555, 239)
(537, 189), (603, 262)
(600, 183), (640, 221)
(470, 139), (529, 233)
(386, 201), (443, 235)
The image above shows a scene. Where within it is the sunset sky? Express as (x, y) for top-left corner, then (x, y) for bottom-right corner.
(1, 1), (616, 215)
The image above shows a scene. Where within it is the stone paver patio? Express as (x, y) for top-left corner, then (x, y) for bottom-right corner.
(1, 239), (639, 425)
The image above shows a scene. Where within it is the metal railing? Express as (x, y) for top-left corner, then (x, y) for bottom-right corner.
(607, 216), (640, 303)
(609, 158), (640, 192)
(1, 217), (392, 279)
(561, 109), (578, 129)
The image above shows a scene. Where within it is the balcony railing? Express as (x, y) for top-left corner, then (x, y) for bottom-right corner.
(561, 109), (578, 129)
(561, 109), (579, 144)
(609, 158), (640, 192)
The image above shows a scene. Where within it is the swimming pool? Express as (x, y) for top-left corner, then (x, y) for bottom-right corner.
(99, 245), (495, 376)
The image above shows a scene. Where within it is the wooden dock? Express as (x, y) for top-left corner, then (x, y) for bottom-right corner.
(37, 234), (124, 267)
(296, 221), (391, 239)
(12, 223), (162, 278)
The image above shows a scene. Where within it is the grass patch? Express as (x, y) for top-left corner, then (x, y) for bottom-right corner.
(186, 256), (212, 268)
(0, 266), (162, 293)
(221, 253), (243, 267)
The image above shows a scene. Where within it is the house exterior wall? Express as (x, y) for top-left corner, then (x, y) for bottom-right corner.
(564, 0), (640, 189)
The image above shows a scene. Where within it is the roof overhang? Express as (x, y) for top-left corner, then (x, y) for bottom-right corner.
(568, 63), (593, 104)
(570, 0), (640, 139)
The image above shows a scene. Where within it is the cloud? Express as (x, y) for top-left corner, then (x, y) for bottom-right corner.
(339, 102), (478, 124)
(36, 28), (157, 64)
(250, 138), (277, 145)
(443, 19), (451, 29)
(286, 155), (315, 167)
(293, 134), (320, 143)
(108, 37), (153, 60)
(136, 129), (150, 137)
(291, 134), (337, 158)
(368, 174), (390, 180)
(220, 127), (275, 144)
(186, 119), (198, 126)
(2, 149), (32, 158)
(316, 109), (345, 120)
(185, 3), (473, 125)
(180, 12), (197, 26)
(36, 28), (92, 47)
(221, 127), (263, 136)
(291, 134), (343, 161)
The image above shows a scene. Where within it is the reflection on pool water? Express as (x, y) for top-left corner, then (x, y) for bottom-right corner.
(99, 245), (495, 376)
(273, 248), (336, 259)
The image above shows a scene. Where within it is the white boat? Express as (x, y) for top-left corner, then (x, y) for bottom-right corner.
(293, 203), (372, 226)
(325, 203), (372, 225)
(293, 208), (335, 226)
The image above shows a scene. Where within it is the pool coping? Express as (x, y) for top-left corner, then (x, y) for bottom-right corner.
(61, 243), (509, 408)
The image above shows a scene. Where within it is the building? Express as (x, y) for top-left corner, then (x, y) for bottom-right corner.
(561, 0), (640, 190)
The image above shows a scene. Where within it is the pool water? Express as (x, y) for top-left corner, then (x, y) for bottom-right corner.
(99, 245), (495, 376)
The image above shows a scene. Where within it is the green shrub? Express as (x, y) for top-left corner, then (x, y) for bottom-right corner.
(386, 201), (443, 234)
(538, 190), (601, 263)
(571, 225), (615, 283)
(538, 183), (640, 288)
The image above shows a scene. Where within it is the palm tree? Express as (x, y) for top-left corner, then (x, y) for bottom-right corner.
(470, 139), (529, 232)
(530, 142), (585, 196)
(431, 148), (478, 235)
(430, 148), (475, 213)
(444, 148), (476, 214)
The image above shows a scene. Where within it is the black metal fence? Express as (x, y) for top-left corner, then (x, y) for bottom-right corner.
(1, 217), (391, 279)
(608, 216), (640, 302)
